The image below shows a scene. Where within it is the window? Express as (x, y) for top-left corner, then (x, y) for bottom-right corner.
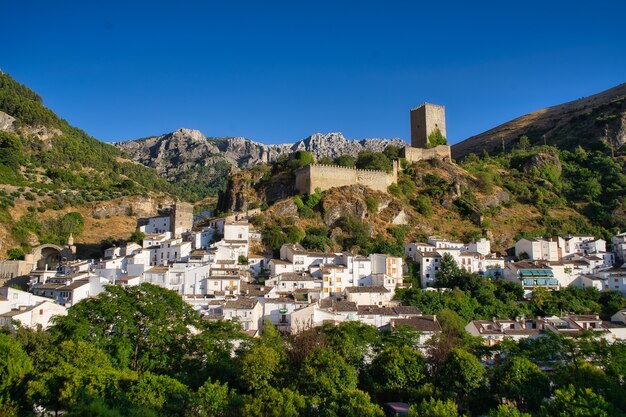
(39, 309), (43, 315)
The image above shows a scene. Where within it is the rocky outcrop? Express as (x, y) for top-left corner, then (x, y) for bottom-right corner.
(452, 83), (626, 160)
(116, 129), (407, 176)
(0, 111), (15, 131)
(90, 195), (174, 219)
(522, 151), (562, 177)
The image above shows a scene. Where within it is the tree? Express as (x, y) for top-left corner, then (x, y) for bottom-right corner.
(408, 398), (459, 417)
(539, 384), (610, 417)
(188, 378), (232, 417)
(383, 145), (400, 160)
(488, 405), (531, 417)
(127, 372), (190, 417)
(434, 253), (462, 288)
(290, 151), (315, 170)
(334, 155), (356, 167)
(238, 344), (281, 392)
(321, 321), (378, 368)
(6, 247), (25, 260)
(0, 334), (33, 413)
(321, 389), (384, 417)
(51, 284), (201, 377)
(242, 387), (306, 417)
(28, 340), (122, 414)
(129, 230), (145, 245)
(299, 348), (358, 399)
(493, 356), (550, 412)
(356, 150), (392, 172)
(438, 348), (486, 404)
(365, 346), (427, 402)
(428, 128), (447, 147)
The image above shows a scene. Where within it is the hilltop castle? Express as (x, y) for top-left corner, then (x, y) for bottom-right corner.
(295, 103), (451, 194)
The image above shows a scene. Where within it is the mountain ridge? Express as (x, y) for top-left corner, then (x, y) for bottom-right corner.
(116, 129), (407, 172)
(452, 82), (626, 159)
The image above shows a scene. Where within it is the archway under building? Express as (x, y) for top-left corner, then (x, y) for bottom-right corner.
(32, 244), (66, 270)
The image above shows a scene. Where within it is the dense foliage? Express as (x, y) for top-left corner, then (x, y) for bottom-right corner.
(462, 138), (626, 235)
(396, 253), (626, 322)
(1, 283), (625, 416)
(0, 73), (185, 198)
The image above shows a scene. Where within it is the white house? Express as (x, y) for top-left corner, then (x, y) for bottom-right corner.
(344, 286), (392, 306)
(0, 300), (67, 330)
(138, 214), (171, 235)
(595, 266), (626, 295)
(405, 242), (436, 260)
(612, 232), (626, 265)
(370, 253), (403, 285)
(223, 298), (264, 335)
(0, 287), (50, 310)
(515, 238), (558, 262)
(415, 250), (443, 288)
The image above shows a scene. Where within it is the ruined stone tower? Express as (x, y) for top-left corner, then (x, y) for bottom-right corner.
(410, 103), (446, 148)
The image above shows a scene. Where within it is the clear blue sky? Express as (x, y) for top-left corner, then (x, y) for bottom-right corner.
(3, 0), (625, 145)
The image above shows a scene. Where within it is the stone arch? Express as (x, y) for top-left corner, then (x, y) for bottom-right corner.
(32, 244), (66, 270)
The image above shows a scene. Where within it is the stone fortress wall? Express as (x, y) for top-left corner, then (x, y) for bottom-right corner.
(294, 102), (451, 194)
(401, 144), (451, 163)
(295, 161), (398, 194)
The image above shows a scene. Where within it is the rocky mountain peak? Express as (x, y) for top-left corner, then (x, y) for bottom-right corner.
(171, 128), (206, 142)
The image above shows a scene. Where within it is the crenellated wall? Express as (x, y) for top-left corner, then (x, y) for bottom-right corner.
(401, 145), (451, 163)
(295, 161), (398, 194)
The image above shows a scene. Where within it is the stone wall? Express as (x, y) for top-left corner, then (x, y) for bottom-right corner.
(295, 161), (398, 194)
(0, 260), (35, 286)
(401, 145), (451, 163)
(170, 202), (194, 237)
(410, 103), (447, 148)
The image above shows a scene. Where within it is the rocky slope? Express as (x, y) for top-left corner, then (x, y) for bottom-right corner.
(116, 130), (407, 175)
(452, 83), (626, 160)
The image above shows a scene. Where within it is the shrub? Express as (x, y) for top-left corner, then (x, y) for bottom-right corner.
(365, 195), (379, 214)
(7, 247), (25, 260)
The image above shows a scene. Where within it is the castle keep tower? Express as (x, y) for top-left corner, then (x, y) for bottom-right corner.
(410, 103), (446, 148)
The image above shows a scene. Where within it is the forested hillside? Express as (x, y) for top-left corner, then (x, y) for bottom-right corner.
(0, 73), (184, 256)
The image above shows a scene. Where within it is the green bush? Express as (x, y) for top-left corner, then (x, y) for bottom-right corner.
(7, 247), (25, 260)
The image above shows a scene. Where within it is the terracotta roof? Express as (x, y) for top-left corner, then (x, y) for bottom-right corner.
(57, 279), (90, 291)
(345, 286), (389, 293)
(392, 316), (441, 332)
(280, 272), (315, 281)
(271, 259), (292, 265)
(358, 305), (395, 315)
(146, 266), (169, 273)
(224, 298), (258, 310)
(568, 314), (601, 321)
(334, 301), (358, 312)
(392, 306), (422, 315)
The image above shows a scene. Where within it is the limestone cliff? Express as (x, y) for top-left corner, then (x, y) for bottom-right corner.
(116, 130), (406, 176)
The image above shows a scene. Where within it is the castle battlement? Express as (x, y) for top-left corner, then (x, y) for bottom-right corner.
(295, 161), (398, 194)
(411, 102), (445, 112)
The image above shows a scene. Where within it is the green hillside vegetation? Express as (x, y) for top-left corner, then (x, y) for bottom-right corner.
(0, 73), (183, 199)
(461, 136), (626, 237)
(1, 283), (624, 417)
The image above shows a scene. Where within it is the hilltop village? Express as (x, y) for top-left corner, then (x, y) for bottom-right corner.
(2, 104), (625, 344)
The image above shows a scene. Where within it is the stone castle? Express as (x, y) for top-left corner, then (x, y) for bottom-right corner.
(295, 103), (451, 194)
(295, 160), (399, 194)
